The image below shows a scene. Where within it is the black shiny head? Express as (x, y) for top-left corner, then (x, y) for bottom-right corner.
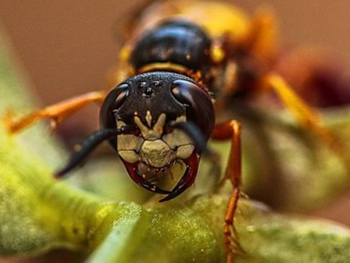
(100, 71), (215, 148)
(56, 71), (215, 201)
(130, 20), (212, 74)
(99, 71), (215, 200)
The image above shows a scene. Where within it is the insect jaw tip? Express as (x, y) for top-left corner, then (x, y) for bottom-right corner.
(158, 195), (171, 202)
(158, 190), (179, 202)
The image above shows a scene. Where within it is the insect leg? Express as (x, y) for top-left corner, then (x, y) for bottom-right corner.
(4, 91), (106, 133)
(261, 72), (349, 161)
(211, 120), (244, 263)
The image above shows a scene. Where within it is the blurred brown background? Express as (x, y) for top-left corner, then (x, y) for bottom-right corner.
(0, 0), (349, 241)
(0, 0), (349, 109)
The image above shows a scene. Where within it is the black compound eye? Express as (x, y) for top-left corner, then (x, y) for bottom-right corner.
(171, 80), (196, 107)
(100, 83), (130, 130)
(171, 79), (215, 139)
(112, 83), (130, 109)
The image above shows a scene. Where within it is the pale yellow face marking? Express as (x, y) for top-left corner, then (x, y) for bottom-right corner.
(117, 113), (195, 168)
(146, 110), (152, 127)
(134, 113), (166, 140)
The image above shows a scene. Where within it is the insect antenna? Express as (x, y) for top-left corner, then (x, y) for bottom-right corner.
(55, 126), (132, 178)
(169, 121), (215, 158)
(169, 121), (221, 180)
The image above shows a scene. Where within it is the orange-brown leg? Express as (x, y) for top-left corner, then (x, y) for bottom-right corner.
(260, 72), (349, 162)
(4, 91), (106, 134)
(212, 120), (243, 263)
